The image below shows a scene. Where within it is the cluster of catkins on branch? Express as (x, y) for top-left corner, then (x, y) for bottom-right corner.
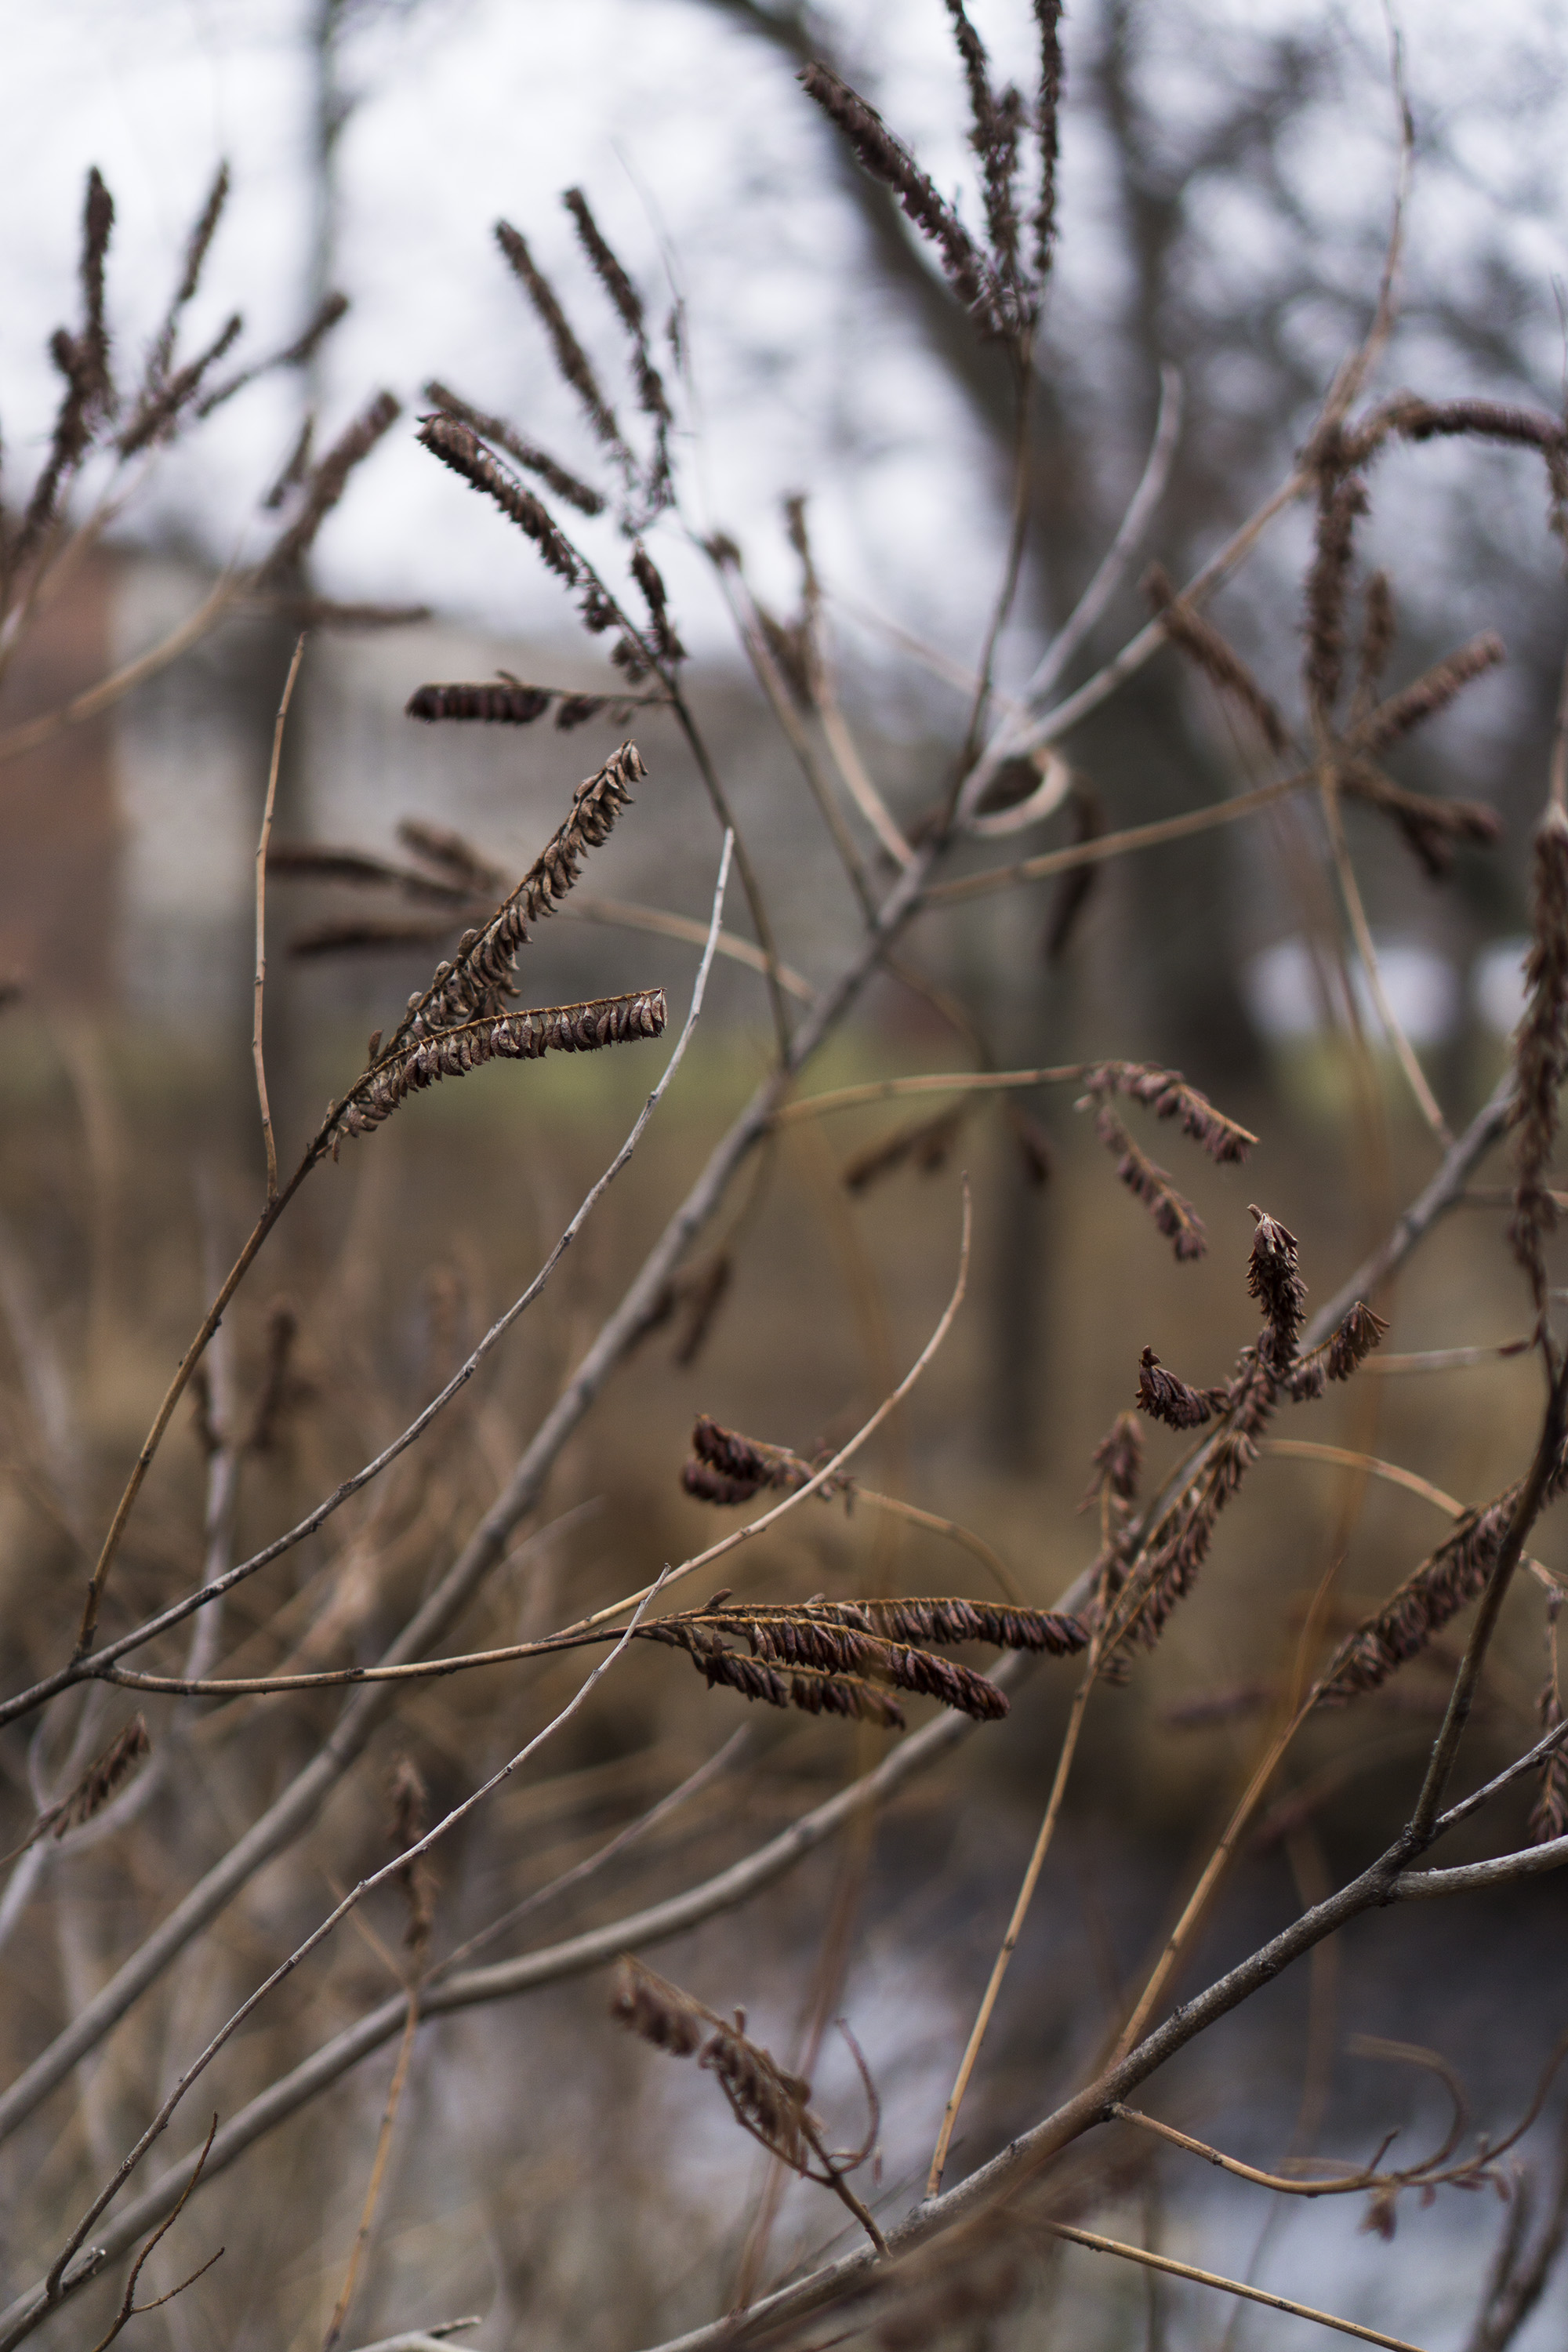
(325, 744), (663, 1149)
(640, 1562), (1085, 1733)
(1098, 1210), (1385, 1655)
(1077, 1062), (1257, 1263)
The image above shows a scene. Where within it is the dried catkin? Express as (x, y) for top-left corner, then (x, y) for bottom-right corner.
(1247, 1207), (1305, 1369)
(264, 390), (401, 578)
(1286, 1300), (1388, 1400)
(1304, 469), (1369, 714)
(1092, 1106), (1207, 1260)
(1509, 803), (1568, 1309)
(1145, 564), (1290, 753)
(51, 1717), (151, 1838)
(798, 63), (1004, 335)
(1352, 633), (1505, 757)
(423, 379), (606, 515)
(387, 742), (644, 1046)
(495, 220), (622, 452)
(1079, 1062), (1255, 1163)
(417, 415), (582, 583)
(334, 989), (666, 1142)
(1315, 1485), (1531, 1705)
(1136, 1347), (1225, 1430)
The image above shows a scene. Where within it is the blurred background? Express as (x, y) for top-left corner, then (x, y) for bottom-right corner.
(2, 3), (1568, 2347)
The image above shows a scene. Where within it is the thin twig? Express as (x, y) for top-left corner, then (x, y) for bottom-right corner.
(254, 636), (306, 1203)
(1036, 2217), (1427, 2352)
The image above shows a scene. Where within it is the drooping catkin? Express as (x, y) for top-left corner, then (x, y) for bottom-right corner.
(266, 841), (471, 902)
(1136, 1347), (1226, 1430)
(1341, 762), (1501, 880)
(1145, 564), (1290, 754)
(263, 390), (401, 578)
(842, 1104), (966, 1195)
(405, 678), (657, 729)
(1528, 1682), (1567, 1846)
(423, 379), (606, 516)
(51, 1716), (151, 1838)
(1092, 1105), (1207, 1260)
(1352, 633), (1505, 757)
(417, 415), (581, 583)
(1508, 804), (1568, 1310)
(1315, 1486), (1526, 1705)
(638, 1591), (1082, 1730)
(561, 187), (673, 507)
(1285, 1299), (1388, 1400)
(681, 1414), (815, 1505)
(1078, 1062), (1256, 1163)
(797, 62), (1004, 336)
(195, 290), (350, 419)
(332, 989), (667, 1142)
(495, 219), (622, 452)
(387, 1755), (436, 1951)
(1080, 1410), (1142, 1510)
(395, 819), (506, 898)
(612, 1958), (818, 2173)
(1042, 779), (1103, 962)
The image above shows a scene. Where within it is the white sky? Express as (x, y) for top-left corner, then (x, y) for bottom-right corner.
(3, 0), (1566, 679)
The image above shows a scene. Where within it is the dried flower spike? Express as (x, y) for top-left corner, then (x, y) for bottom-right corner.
(1137, 1346), (1223, 1431)
(1247, 1206), (1305, 1368)
(1509, 803), (1568, 1310)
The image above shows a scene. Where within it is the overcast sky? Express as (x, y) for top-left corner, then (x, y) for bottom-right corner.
(4, 0), (1566, 677)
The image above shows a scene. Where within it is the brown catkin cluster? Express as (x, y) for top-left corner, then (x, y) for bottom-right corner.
(418, 415), (583, 583)
(1081, 1410), (1142, 1511)
(405, 680), (651, 729)
(495, 220), (622, 452)
(1145, 564), (1290, 753)
(1352, 633), (1506, 757)
(612, 1958), (818, 2173)
(798, 64), (1005, 335)
(1315, 1486), (1527, 1705)
(681, 1414), (815, 1506)
(638, 1591), (1084, 1732)
(1341, 761), (1501, 881)
(1080, 1062), (1256, 1163)
(335, 990), (666, 1142)
(1509, 804), (1568, 1308)
(391, 742), (644, 1045)
(1286, 1300), (1388, 1400)
(1137, 1347), (1226, 1430)
(51, 1717), (151, 1839)
(264, 390), (402, 579)
(1247, 1206), (1305, 1369)
(423, 379), (606, 514)
(1093, 1106), (1207, 1261)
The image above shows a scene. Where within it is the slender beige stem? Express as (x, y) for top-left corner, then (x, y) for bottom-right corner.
(924, 769), (1312, 906)
(773, 1065), (1083, 1125)
(320, 1987), (421, 2352)
(927, 1667), (1094, 2194)
(1109, 1699), (1312, 2067)
(254, 636), (306, 1205)
(1320, 773), (1450, 1143)
(1039, 2216), (1427, 2352)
